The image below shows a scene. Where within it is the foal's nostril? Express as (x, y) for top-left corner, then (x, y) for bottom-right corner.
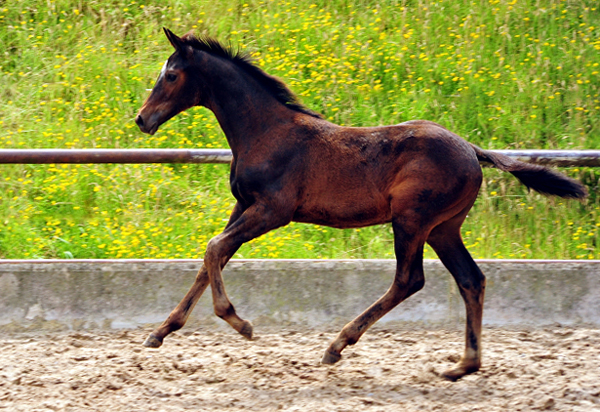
(135, 114), (144, 128)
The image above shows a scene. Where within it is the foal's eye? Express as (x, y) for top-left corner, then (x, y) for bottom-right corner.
(166, 73), (177, 82)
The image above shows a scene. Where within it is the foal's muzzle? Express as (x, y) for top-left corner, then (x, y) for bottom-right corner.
(135, 114), (159, 135)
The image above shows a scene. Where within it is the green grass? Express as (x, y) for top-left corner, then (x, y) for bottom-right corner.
(0, 0), (599, 260)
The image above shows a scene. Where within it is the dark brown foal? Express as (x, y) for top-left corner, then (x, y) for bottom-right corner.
(135, 28), (587, 381)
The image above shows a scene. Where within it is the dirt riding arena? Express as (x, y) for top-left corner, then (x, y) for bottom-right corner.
(1, 326), (599, 411)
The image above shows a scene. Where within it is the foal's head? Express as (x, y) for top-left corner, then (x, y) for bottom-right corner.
(136, 28), (322, 136)
(135, 28), (203, 135)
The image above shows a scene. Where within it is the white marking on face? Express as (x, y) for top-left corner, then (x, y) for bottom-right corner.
(159, 60), (169, 79)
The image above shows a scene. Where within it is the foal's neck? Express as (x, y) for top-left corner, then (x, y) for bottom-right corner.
(197, 54), (295, 157)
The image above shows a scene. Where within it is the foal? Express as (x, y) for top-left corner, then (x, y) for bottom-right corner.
(135, 28), (587, 381)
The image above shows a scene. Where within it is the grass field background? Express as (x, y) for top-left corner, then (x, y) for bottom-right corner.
(1, 0), (599, 260)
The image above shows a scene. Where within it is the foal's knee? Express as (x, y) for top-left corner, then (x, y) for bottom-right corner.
(204, 236), (221, 262)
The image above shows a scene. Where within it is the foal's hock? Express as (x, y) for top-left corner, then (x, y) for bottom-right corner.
(135, 28), (587, 381)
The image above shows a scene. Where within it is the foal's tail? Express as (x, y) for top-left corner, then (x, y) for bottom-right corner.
(470, 144), (588, 199)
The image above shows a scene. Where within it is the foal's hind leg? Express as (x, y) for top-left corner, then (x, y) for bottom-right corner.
(322, 212), (427, 364)
(143, 203), (246, 348)
(427, 215), (486, 381)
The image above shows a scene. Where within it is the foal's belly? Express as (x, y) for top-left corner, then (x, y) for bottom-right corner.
(292, 194), (392, 229)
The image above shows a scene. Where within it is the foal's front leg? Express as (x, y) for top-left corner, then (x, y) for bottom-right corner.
(143, 203), (245, 348)
(203, 202), (290, 338)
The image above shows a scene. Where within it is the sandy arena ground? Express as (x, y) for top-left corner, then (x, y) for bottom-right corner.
(0, 326), (599, 411)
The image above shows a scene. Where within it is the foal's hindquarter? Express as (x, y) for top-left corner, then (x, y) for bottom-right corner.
(305, 122), (485, 382)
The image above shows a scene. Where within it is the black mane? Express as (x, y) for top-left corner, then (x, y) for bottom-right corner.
(180, 34), (323, 119)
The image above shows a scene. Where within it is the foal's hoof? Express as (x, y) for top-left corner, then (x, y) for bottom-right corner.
(441, 363), (480, 382)
(143, 333), (163, 348)
(239, 320), (253, 340)
(321, 350), (342, 365)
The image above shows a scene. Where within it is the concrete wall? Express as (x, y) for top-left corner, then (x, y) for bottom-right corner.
(0, 259), (599, 332)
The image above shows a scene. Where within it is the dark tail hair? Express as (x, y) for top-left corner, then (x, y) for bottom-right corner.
(470, 144), (588, 199)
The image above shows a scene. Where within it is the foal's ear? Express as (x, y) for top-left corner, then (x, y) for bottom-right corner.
(163, 27), (192, 59)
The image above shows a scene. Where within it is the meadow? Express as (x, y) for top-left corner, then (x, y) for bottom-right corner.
(0, 0), (599, 260)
